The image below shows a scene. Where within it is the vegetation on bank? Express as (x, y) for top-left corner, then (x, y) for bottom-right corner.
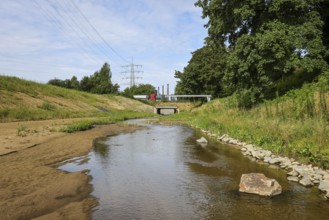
(61, 111), (151, 133)
(0, 75), (153, 122)
(166, 73), (329, 168)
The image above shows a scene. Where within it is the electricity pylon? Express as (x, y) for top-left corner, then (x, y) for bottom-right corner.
(121, 58), (143, 87)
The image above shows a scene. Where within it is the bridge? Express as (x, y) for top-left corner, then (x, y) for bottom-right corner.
(154, 106), (178, 115)
(165, 95), (212, 102)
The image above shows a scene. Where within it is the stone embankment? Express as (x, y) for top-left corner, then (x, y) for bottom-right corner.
(198, 129), (329, 199)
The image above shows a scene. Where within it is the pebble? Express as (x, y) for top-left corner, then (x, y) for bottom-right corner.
(288, 170), (299, 177)
(287, 176), (299, 182)
(299, 175), (314, 187)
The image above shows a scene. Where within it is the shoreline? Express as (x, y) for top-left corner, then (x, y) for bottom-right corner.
(196, 128), (329, 199)
(0, 119), (140, 220)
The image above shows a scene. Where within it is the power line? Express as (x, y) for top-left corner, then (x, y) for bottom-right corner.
(49, 0), (124, 68)
(50, 0), (111, 62)
(69, 0), (129, 63)
(31, 0), (101, 65)
(5, 0), (131, 85)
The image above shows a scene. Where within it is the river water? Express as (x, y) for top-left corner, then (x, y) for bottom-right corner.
(59, 119), (328, 219)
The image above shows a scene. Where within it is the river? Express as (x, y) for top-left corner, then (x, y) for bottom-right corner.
(59, 119), (328, 219)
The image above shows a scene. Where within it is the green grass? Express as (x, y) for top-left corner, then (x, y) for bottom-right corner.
(0, 75), (113, 105)
(0, 75), (153, 122)
(164, 73), (329, 168)
(61, 111), (153, 133)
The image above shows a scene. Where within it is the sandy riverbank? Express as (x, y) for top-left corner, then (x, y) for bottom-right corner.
(0, 119), (139, 220)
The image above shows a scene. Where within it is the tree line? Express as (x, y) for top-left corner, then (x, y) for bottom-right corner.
(48, 63), (119, 94)
(175, 0), (329, 108)
(48, 62), (156, 97)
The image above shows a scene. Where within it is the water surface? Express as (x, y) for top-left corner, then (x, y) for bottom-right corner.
(60, 119), (328, 219)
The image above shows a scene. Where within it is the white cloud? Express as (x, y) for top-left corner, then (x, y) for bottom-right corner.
(0, 0), (207, 93)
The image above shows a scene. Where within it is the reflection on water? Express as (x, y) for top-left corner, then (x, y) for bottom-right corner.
(59, 119), (329, 219)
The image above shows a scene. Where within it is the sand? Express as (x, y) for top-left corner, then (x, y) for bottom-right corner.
(0, 119), (139, 220)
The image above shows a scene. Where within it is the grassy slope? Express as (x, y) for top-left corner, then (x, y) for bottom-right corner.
(0, 76), (153, 122)
(166, 76), (329, 168)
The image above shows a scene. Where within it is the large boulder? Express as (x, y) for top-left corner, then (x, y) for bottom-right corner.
(239, 173), (282, 196)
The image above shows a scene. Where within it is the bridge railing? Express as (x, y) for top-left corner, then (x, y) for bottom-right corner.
(164, 95), (212, 102)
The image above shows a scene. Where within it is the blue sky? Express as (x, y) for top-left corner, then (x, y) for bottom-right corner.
(0, 0), (207, 93)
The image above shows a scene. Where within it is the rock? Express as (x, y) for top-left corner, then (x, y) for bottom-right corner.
(313, 179), (320, 184)
(315, 169), (327, 177)
(264, 156), (272, 163)
(250, 150), (259, 158)
(318, 180), (329, 192)
(287, 170), (299, 177)
(239, 173), (282, 196)
(312, 174), (322, 181)
(241, 147), (247, 152)
(264, 150), (272, 157)
(294, 165), (313, 177)
(323, 174), (329, 180)
(229, 139), (238, 145)
(244, 144), (254, 150)
(269, 158), (281, 165)
(222, 137), (230, 143)
(196, 137), (208, 143)
(219, 134), (228, 140)
(287, 176), (299, 182)
(281, 157), (291, 164)
(299, 175), (314, 187)
(325, 192), (329, 199)
(251, 150), (264, 159)
(281, 161), (292, 169)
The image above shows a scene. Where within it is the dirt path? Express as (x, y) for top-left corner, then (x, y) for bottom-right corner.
(0, 119), (139, 220)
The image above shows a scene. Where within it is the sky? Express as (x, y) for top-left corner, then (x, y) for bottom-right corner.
(0, 0), (208, 93)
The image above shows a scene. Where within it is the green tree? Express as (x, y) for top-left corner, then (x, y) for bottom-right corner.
(89, 63), (118, 94)
(48, 78), (65, 87)
(47, 63), (119, 94)
(195, 0), (329, 108)
(79, 63), (119, 94)
(175, 45), (227, 97)
(122, 84), (155, 98)
(70, 76), (80, 90)
(79, 76), (91, 92)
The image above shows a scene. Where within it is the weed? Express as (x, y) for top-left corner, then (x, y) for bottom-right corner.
(61, 120), (94, 133)
(17, 125), (29, 137)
